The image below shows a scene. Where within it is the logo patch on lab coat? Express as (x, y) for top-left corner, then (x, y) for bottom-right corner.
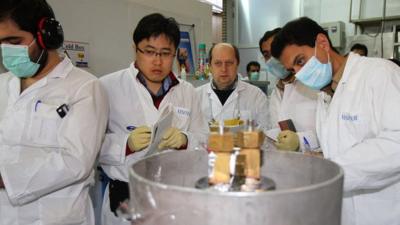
(175, 107), (191, 117)
(341, 113), (358, 121)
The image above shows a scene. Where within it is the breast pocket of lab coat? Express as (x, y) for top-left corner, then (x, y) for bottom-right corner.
(340, 111), (371, 143)
(173, 106), (191, 130)
(28, 102), (63, 146)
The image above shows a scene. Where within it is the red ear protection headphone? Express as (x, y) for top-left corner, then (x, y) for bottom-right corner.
(36, 17), (64, 49)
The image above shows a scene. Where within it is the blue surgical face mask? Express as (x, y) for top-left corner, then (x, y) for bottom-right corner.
(265, 57), (290, 79)
(295, 46), (332, 90)
(1, 39), (44, 78)
(249, 71), (260, 80)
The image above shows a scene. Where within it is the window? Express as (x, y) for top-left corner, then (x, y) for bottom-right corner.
(198, 0), (223, 13)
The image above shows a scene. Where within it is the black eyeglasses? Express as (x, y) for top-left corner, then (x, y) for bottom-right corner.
(136, 47), (175, 59)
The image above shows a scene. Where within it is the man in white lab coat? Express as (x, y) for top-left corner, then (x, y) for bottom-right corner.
(260, 28), (319, 151)
(99, 13), (208, 225)
(196, 43), (269, 133)
(0, 0), (108, 225)
(271, 17), (400, 225)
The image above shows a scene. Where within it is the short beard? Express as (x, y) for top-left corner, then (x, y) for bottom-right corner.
(34, 49), (48, 76)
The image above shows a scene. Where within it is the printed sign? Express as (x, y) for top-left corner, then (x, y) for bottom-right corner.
(177, 31), (195, 75)
(62, 41), (89, 68)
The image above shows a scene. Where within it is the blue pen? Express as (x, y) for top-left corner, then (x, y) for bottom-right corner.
(303, 137), (311, 151)
(34, 100), (42, 112)
(126, 126), (136, 131)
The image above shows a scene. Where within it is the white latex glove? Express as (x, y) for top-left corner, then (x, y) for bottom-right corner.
(158, 127), (187, 150)
(275, 130), (300, 151)
(127, 126), (151, 152)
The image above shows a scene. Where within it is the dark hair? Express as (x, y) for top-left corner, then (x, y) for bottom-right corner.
(259, 28), (281, 53)
(208, 43), (240, 64)
(388, 58), (400, 67)
(246, 61), (260, 73)
(350, 43), (368, 56)
(0, 0), (55, 36)
(133, 13), (180, 49)
(271, 17), (337, 59)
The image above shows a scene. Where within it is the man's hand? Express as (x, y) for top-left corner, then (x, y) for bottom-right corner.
(127, 126), (151, 152)
(158, 127), (187, 150)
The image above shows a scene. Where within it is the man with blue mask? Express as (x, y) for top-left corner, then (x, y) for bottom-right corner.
(271, 17), (400, 225)
(0, 0), (108, 225)
(259, 28), (319, 152)
(1, 38), (45, 78)
(245, 61), (260, 80)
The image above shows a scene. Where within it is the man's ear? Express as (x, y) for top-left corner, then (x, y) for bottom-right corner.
(316, 33), (331, 52)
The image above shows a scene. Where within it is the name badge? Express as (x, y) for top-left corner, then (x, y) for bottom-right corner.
(175, 107), (191, 117)
(341, 113), (358, 122)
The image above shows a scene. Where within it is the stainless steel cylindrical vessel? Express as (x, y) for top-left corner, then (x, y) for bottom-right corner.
(129, 150), (343, 225)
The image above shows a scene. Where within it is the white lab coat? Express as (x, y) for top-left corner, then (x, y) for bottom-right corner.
(316, 53), (400, 225)
(0, 57), (108, 225)
(268, 81), (319, 150)
(99, 64), (208, 225)
(196, 79), (269, 133)
(0, 74), (12, 119)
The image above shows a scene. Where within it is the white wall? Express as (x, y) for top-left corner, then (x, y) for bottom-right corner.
(305, 0), (355, 37)
(47, 0), (212, 76)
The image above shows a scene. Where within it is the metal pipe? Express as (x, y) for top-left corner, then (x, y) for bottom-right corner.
(349, 0), (353, 32)
(349, 0), (353, 21)
(381, 0), (387, 57)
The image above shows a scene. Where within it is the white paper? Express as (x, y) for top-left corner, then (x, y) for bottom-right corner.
(145, 105), (174, 156)
(297, 130), (320, 152)
(265, 128), (281, 142)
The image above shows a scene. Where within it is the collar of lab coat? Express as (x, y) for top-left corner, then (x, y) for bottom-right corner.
(128, 63), (181, 125)
(206, 79), (246, 105)
(9, 55), (72, 82)
(208, 77), (245, 93)
(335, 52), (362, 92)
(45, 56), (73, 79)
(8, 56), (73, 99)
(129, 63), (139, 79)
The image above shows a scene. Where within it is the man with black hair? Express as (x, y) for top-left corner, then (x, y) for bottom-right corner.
(271, 16), (400, 225)
(0, 0), (108, 224)
(245, 61), (260, 80)
(259, 28), (281, 61)
(260, 28), (319, 151)
(99, 13), (208, 225)
(350, 43), (368, 56)
(196, 43), (269, 134)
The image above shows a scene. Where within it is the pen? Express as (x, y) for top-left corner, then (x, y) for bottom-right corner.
(303, 137), (311, 151)
(34, 100), (41, 112)
(126, 126), (136, 131)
